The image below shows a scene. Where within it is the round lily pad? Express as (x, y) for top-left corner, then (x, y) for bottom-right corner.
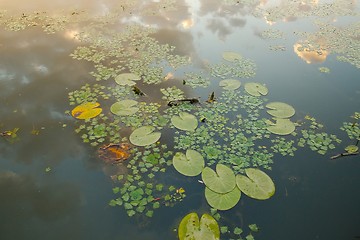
(222, 51), (242, 62)
(266, 102), (295, 118)
(201, 164), (236, 194)
(267, 118), (295, 135)
(178, 213), (220, 240)
(205, 186), (241, 211)
(236, 168), (275, 200)
(244, 82), (268, 97)
(171, 112), (198, 131)
(115, 73), (141, 86)
(173, 149), (205, 177)
(71, 102), (102, 120)
(345, 145), (358, 153)
(110, 99), (139, 116)
(129, 126), (161, 146)
(219, 79), (241, 90)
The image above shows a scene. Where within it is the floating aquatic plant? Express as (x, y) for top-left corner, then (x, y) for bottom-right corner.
(178, 213), (220, 240)
(172, 149), (205, 177)
(110, 99), (139, 116)
(219, 79), (241, 90)
(266, 102), (295, 119)
(71, 102), (102, 120)
(171, 112), (198, 131)
(244, 82), (268, 97)
(129, 126), (161, 146)
(236, 168), (275, 200)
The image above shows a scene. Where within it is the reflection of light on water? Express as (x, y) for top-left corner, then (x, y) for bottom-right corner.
(164, 72), (174, 81)
(293, 43), (328, 64)
(264, 17), (276, 25)
(31, 63), (49, 74)
(181, 18), (194, 29)
(63, 29), (81, 41)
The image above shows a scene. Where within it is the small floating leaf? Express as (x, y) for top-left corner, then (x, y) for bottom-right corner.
(110, 99), (139, 116)
(345, 145), (358, 153)
(266, 102), (295, 118)
(222, 52), (242, 62)
(115, 73), (141, 86)
(171, 112), (198, 131)
(129, 126), (161, 146)
(71, 102), (102, 120)
(236, 168), (275, 200)
(178, 213), (220, 240)
(205, 186), (241, 210)
(202, 164), (236, 194)
(173, 149), (205, 177)
(219, 79), (241, 90)
(267, 118), (295, 135)
(244, 82), (268, 97)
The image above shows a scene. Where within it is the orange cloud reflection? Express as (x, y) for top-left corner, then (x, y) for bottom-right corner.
(293, 43), (328, 64)
(181, 18), (194, 29)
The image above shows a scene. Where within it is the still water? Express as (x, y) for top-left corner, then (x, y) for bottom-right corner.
(0, 1), (359, 240)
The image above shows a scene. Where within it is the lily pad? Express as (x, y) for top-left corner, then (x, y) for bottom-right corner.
(236, 168), (275, 200)
(178, 213), (220, 240)
(115, 73), (141, 86)
(222, 52), (242, 62)
(266, 102), (295, 118)
(267, 118), (295, 135)
(71, 102), (102, 119)
(205, 186), (241, 211)
(244, 82), (268, 97)
(171, 112), (198, 131)
(129, 126), (161, 146)
(173, 149), (205, 177)
(345, 145), (358, 153)
(202, 164), (236, 194)
(219, 79), (241, 90)
(110, 100), (139, 116)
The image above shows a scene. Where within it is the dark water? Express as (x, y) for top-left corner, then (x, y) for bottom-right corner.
(0, 1), (359, 240)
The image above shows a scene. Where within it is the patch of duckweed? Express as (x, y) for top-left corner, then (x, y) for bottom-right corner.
(340, 112), (360, 140)
(260, 28), (285, 40)
(297, 116), (341, 155)
(210, 53), (256, 79)
(270, 137), (297, 156)
(160, 86), (185, 101)
(183, 72), (210, 88)
(319, 67), (330, 73)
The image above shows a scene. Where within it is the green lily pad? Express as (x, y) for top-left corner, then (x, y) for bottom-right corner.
(205, 186), (241, 211)
(129, 126), (161, 146)
(173, 149), (205, 177)
(219, 79), (241, 90)
(266, 102), (295, 118)
(115, 73), (141, 86)
(202, 164), (236, 194)
(171, 112), (198, 131)
(178, 213), (220, 240)
(244, 82), (268, 97)
(236, 168), (275, 200)
(345, 145), (358, 153)
(222, 51), (242, 62)
(110, 100), (139, 116)
(267, 118), (295, 135)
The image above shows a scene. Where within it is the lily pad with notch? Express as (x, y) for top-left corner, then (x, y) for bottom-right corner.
(71, 102), (102, 120)
(173, 149), (205, 177)
(267, 118), (295, 135)
(266, 102), (295, 118)
(201, 164), (236, 194)
(205, 186), (241, 211)
(129, 126), (161, 146)
(345, 145), (358, 153)
(222, 51), (242, 62)
(115, 73), (141, 86)
(236, 168), (275, 200)
(178, 212), (220, 240)
(110, 99), (139, 116)
(171, 112), (198, 131)
(219, 79), (241, 90)
(244, 82), (268, 97)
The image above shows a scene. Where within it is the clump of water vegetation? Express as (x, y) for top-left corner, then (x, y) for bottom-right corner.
(1, 1), (359, 239)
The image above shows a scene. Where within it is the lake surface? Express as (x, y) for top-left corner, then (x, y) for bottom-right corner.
(0, 1), (359, 240)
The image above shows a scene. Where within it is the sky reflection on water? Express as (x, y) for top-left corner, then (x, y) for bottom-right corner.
(0, 1), (359, 240)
